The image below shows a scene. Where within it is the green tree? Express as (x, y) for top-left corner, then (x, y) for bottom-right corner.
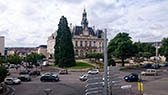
(108, 32), (134, 66)
(25, 53), (45, 64)
(159, 38), (168, 61)
(108, 59), (116, 66)
(8, 54), (22, 65)
(134, 42), (155, 58)
(54, 16), (76, 67)
(86, 53), (103, 62)
(0, 66), (8, 83)
(0, 57), (8, 66)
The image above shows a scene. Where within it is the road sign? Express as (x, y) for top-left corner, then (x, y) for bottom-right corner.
(121, 85), (132, 89)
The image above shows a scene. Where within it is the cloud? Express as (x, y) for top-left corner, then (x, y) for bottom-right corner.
(0, 0), (167, 47)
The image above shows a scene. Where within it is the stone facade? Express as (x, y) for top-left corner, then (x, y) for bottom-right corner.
(6, 47), (37, 57)
(47, 9), (104, 58)
(0, 36), (4, 56)
(37, 45), (47, 57)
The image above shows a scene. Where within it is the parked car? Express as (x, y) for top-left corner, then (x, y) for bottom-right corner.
(4, 78), (21, 85)
(59, 69), (68, 74)
(29, 70), (40, 76)
(151, 64), (160, 69)
(9, 64), (16, 68)
(88, 69), (99, 74)
(164, 62), (168, 67)
(40, 73), (59, 82)
(144, 63), (152, 68)
(159, 64), (167, 67)
(124, 73), (139, 82)
(141, 69), (157, 76)
(80, 74), (88, 81)
(42, 61), (49, 66)
(19, 70), (30, 75)
(34, 63), (40, 67)
(27, 65), (33, 68)
(18, 75), (31, 81)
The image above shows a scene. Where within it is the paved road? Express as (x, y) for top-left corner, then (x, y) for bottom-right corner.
(120, 67), (168, 95)
(8, 67), (86, 95)
(12, 82), (85, 95)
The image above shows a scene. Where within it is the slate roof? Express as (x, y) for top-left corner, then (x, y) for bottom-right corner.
(72, 26), (99, 37)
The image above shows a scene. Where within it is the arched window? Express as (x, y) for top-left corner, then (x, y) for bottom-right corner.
(89, 41), (92, 47)
(75, 50), (78, 55)
(80, 41), (83, 47)
(80, 50), (83, 56)
(85, 41), (88, 47)
(94, 41), (96, 47)
(75, 41), (78, 47)
(99, 42), (101, 47)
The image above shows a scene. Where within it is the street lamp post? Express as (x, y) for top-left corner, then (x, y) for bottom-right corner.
(104, 29), (108, 95)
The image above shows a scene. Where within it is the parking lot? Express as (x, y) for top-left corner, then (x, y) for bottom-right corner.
(5, 65), (168, 95)
(7, 66), (86, 95)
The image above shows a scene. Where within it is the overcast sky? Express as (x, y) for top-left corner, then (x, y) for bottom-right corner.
(0, 0), (168, 47)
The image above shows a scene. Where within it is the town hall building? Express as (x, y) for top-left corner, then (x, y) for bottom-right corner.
(47, 9), (104, 58)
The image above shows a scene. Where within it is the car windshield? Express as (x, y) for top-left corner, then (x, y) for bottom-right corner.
(13, 78), (17, 80)
(151, 70), (155, 72)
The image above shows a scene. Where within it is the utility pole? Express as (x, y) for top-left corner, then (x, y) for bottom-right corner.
(104, 29), (108, 95)
(155, 46), (159, 63)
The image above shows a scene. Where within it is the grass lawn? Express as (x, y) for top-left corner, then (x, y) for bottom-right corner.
(65, 61), (94, 69)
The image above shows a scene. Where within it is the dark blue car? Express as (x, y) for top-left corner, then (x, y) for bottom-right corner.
(124, 73), (139, 82)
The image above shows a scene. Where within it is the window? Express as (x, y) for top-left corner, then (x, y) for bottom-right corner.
(85, 41), (87, 47)
(99, 42), (101, 47)
(89, 41), (91, 47)
(75, 41), (78, 47)
(80, 50), (83, 56)
(75, 50), (78, 55)
(80, 41), (83, 47)
(94, 41), (96, 47)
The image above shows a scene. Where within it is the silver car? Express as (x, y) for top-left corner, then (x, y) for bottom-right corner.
(5, 78), (21, 85)
(80, 74), (88, 81)
(88, 69), (99, 74)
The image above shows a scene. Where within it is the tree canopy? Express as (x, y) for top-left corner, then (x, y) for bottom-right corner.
(159, 38), (168, 61)
(0, 66), (8, 83)
(54, 16), (76, 67)
(134, 42), (155, 58)
(8, 54), (22, 64)
(86, 53), (103, 61)
(0, 57), (8, 65)
(107, 32), (134, 66)
(25, 53), (45, 64)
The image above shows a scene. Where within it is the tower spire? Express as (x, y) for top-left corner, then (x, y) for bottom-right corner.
(81, 8), (88, 29)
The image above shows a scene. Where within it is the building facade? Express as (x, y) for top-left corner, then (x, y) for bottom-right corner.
(6, 47), (37, 57)
(0, 36), (4, 56)
(37, 45), (47, 57)
(47, 9), (104, 58)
